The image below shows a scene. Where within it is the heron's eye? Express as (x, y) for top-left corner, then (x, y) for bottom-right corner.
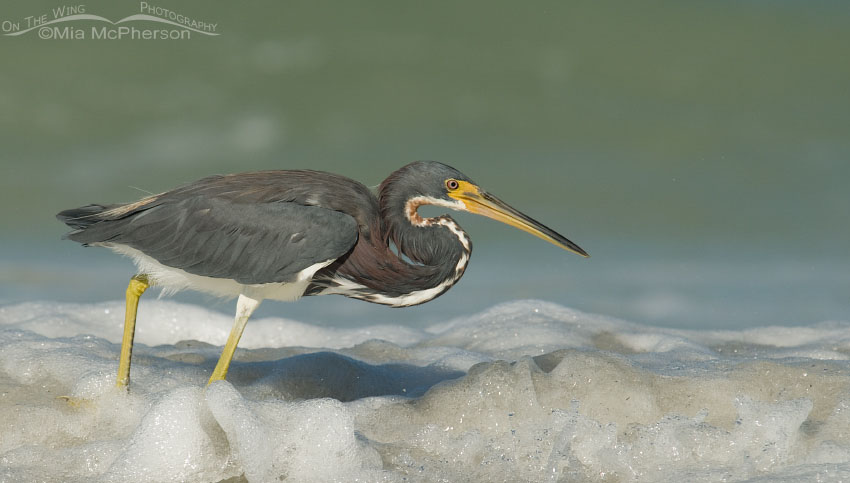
(446, 179), (460, 191)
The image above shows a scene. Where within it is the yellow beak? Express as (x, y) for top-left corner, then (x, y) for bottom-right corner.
(449, 181), (589, 257)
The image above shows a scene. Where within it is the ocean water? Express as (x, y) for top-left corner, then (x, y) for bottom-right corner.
(3, 238), (849, 331)
(2, 299), (850, 482)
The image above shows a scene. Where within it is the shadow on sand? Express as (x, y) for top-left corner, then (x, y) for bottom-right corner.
(217, 350), (466, 401)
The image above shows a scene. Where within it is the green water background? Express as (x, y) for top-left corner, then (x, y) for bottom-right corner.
(1, 1), (848, 328)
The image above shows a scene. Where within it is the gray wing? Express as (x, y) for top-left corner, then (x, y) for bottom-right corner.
(71, 195), (358, 284)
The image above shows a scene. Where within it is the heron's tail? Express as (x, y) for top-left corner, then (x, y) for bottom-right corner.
(58, 195), (163, 244)
(56, 203), (127, 244)
(56, 204), (113, 230)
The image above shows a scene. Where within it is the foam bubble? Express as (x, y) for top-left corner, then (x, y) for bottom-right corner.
(105, 387), (231, 482)
(2, 299), (850, 481)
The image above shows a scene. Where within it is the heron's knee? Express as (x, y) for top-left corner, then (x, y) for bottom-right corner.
(126, 274), (150, 297)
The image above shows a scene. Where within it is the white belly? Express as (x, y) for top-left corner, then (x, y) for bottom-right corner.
(102, 244), (332, 301)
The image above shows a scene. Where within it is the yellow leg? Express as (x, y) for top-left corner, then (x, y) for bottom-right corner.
(208, 293), (261, 385)
(116, 274), (149, 389)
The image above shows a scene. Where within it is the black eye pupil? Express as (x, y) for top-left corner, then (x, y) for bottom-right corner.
(448, 180), (458, 189)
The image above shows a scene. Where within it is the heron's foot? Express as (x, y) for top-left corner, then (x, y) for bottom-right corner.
(59, 380), (133, 408)
(57, 395), (95, 409)
(207, 370), (227, 386)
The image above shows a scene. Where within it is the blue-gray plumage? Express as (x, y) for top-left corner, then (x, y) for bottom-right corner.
(57, 161), (588, 388)
(61, 187), (357, 284)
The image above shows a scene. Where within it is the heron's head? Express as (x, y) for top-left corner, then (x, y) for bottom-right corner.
(386, 161), (588, 257)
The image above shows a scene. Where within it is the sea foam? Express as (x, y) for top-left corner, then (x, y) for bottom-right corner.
(1, 300), (850, 481)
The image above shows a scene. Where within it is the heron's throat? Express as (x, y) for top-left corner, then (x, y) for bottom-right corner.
(404, 196), (466, 227)
(387, 195), (471, 268)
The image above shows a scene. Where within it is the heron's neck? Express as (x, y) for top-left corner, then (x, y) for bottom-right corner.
(378, 179), (472, 268)
(308, 185), (472, 307)
(359, 187), (473, 305)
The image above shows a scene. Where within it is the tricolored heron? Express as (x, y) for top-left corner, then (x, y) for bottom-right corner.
(57, 161), (587, 389)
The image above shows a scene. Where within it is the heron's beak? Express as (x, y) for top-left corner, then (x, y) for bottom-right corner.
(449, 181), (589, 257)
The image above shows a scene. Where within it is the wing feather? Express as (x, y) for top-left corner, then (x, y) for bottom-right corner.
(73, 195), (358, 284)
